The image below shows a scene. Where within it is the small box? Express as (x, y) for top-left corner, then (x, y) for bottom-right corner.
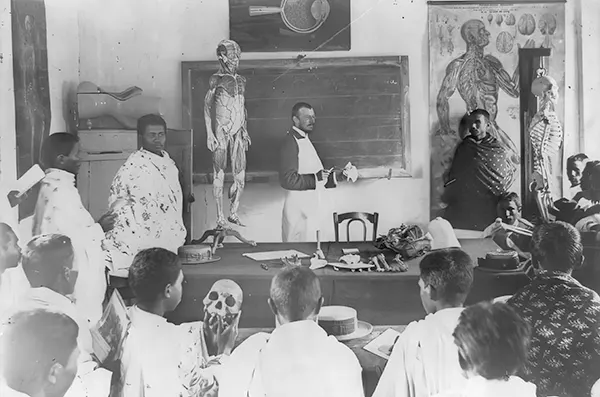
(342, 248), (360, 255)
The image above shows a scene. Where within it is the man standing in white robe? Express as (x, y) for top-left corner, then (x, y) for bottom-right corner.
(32, 133), (115, 326)
(103, 114), (186, 278)
(372, 248), (474, 397)
(220, 266), (364, 397)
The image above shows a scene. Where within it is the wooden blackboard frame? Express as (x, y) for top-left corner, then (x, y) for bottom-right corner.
(182, 56), (411, 183)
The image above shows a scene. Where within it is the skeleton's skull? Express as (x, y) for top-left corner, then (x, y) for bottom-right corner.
(531, 69), (559, 104)
(203, 279), (243, 327)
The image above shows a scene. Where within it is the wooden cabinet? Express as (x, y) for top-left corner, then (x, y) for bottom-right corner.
(77, 129), (194, 242)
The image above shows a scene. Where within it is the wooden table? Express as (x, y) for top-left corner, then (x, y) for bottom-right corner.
(167, 239), (531, 327)
(236, 325), (406, 397)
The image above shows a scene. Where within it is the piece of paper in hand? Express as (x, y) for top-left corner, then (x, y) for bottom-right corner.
(14, 164), (44, 196)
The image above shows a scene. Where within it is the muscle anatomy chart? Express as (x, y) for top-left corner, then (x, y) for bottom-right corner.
(428, 2), (565, 218)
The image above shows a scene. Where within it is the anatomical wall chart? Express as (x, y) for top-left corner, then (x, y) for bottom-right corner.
(428, 1), (565, 219)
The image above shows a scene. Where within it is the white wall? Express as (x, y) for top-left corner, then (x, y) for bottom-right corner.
(2, 0), (596, 241)
(78, 0), (431, 242)
(77, 0), (592, 242)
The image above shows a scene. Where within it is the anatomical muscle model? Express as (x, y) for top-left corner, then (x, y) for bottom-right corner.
(204, 39), (251, 227)
(528, 69), (563, 221)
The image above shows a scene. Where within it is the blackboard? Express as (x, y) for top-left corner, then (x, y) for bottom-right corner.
(182, 56), (411, 183)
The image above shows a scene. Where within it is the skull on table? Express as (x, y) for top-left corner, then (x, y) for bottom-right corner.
(203, 279), (243, 327)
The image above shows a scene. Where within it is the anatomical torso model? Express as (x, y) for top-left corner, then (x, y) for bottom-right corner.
(204, 39), (251, 227)
(529, 69), (563, 220)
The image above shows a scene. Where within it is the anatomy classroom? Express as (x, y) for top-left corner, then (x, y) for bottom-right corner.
(1, 0), (600, 396)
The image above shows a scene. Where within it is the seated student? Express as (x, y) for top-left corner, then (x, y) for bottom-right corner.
(554, 160), (600, 226)
(434, 302), (536, 397)
(567, 153), (589, 199)
(117, 248), (229, 397)
(373, 248), (474, 397)
(33, 132), (116, 326)
(485, 192), (533, 258)
(0, 309), (81, 397)
(0, 223), (28, 320)
(508, 222), (600, 397)
(0, 223), (20, 275)
(15, 233), (111, 397)
(221, 266), (364, 397)
(17, 234), (92, 355)
(574, 161), (600, 231)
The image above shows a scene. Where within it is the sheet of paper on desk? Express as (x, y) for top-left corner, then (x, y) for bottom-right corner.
(242, 250), (311, 261)
(363, 328), (402, 360)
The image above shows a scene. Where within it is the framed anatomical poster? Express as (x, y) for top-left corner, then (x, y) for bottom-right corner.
(229, 0), (351, 52)
(428, 0), (565, 223)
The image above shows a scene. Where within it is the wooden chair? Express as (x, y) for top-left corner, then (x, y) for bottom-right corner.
(333, 212), (379, 242)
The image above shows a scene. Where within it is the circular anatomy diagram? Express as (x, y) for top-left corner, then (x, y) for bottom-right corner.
(496, 31), (514, 53)
(518, 13), (536, 36)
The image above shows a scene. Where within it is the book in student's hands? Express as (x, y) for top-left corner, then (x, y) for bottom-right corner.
(90, 290), (130, 364)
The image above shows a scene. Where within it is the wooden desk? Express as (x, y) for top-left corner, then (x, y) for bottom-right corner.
(167, 239), (531, 327)
(236, 325), (407, 397)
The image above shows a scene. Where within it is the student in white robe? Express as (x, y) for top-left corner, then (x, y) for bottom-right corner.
(32, 133), (116, 326)
(104, 114), (186, 279)
(116, 248), (232, 397)
(221, 266), (364, 397)
(0, 309), (80, 397)
(14, 234), (110, 397)
(372, 248), (474, 397)
(433, 301), (537, 397)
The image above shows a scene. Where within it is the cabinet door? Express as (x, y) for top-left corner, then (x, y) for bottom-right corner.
(166, 129), (193, 243)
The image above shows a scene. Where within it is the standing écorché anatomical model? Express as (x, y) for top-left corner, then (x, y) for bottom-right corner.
(204, 39), (251, 228)
(529, 69), (563, 221)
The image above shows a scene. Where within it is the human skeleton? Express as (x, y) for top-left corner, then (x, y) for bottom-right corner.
(528, 69), (563, 221)
(204, 39), (250, 227)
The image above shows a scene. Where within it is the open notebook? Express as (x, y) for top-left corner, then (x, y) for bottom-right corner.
(90, 290), (130, 365)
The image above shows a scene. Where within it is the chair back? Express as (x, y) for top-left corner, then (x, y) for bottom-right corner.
(333, 212), (379, 242)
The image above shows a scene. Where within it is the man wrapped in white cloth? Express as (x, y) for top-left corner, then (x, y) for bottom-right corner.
(32, 133), (116, 326)
(220, 266), (364, 397)
(104, 114), (186, 278)
(116, 248), (236, 397)
(372, 248), (474, 397)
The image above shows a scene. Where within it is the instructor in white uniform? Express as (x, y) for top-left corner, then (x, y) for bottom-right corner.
(279, 102), (335, 242)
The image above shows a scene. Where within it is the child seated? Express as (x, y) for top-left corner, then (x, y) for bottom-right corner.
(434, 301), (536, 397)
(116, 248), (237, 397)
